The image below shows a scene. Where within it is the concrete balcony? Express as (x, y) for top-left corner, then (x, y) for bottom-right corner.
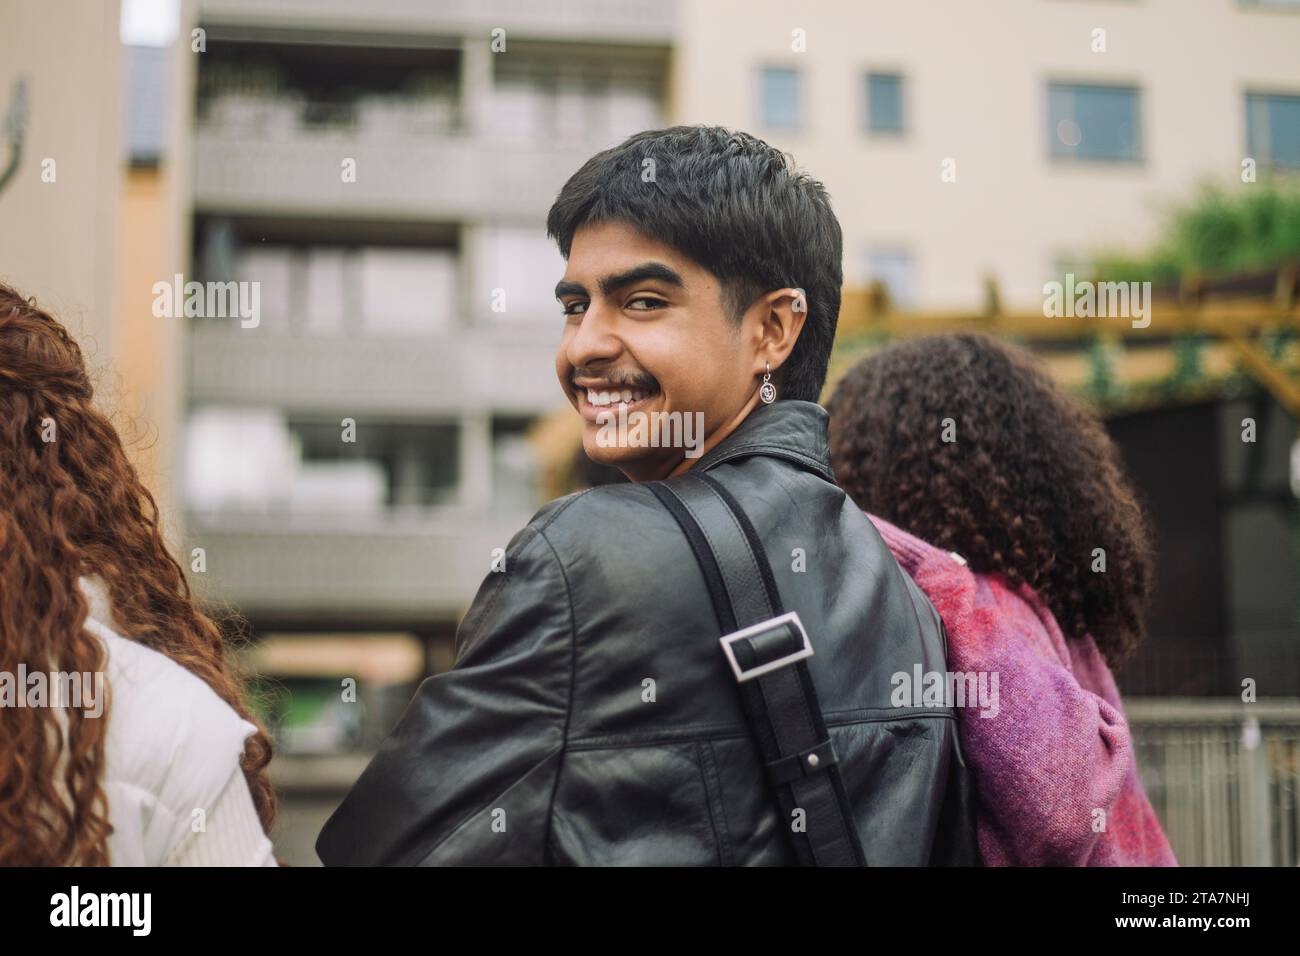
(197, 0), (676, 43)
(184, 507), (536, 624)
(192, 128), (600, 220)
(187, 324), (565, 414)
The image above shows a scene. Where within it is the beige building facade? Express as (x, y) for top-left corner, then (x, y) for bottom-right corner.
(672, 0), (1300, 310)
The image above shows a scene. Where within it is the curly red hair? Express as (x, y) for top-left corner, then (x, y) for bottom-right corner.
(0, 282), (276, 865)
(827, 333), (1154, 667)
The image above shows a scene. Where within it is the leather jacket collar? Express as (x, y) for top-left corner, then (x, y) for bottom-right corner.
(690, 399), (836, 483)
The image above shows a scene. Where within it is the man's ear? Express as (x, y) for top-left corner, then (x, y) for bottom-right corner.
(755, 287), (808, 374)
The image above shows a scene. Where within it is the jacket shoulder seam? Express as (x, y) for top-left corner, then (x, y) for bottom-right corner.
(454, 497), (587, 660)
(531, 487), (598, 535)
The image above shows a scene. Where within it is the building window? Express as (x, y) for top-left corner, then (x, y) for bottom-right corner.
(760, 67), (801, 131)
(492, 416), (540, 512)
(184, 409), (462, 515)
(290, 419), (460, 509)
(488, 64), (664, 144)
(212, 242), (457, 336)
(356, 248), (456, 335)
(866, 73), (904, 134)
(1048, 82), (1142, 162)
(1246, 92), (1300, 170)
(476, 227), (569, 323)
(866, 249), (916, 310)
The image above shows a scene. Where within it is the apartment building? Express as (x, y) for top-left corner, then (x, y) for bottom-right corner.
(182, 0), (672, 651)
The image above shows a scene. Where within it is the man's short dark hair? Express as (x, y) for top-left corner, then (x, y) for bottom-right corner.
(545, 125), (843, 404)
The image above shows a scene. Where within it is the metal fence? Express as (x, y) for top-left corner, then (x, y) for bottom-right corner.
(1128, 698), (1300, 866)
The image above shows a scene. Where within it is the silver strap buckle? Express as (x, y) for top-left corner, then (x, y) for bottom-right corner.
(720, 611), (813, 683)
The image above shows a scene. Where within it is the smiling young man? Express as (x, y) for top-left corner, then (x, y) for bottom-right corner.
(316, 126), (976, 867)
(557, 218), (799, 479)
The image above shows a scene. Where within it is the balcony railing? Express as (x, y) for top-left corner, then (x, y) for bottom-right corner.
(196, 93), (463, 139)
(197, 0), (676, 42)
(184, 506), (535, 623)
(187, 324), (564, 413)
(192, 123), (603, 218)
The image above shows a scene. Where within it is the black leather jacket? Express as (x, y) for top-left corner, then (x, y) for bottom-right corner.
(317, 400), (973, 865)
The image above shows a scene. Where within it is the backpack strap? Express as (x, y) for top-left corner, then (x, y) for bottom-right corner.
(648, 471), (867, 866)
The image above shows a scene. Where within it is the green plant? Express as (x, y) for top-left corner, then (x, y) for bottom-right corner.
(1094, 180), (1300, 283)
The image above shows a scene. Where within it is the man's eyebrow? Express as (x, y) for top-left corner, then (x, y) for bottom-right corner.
(554, 262), (685, 301)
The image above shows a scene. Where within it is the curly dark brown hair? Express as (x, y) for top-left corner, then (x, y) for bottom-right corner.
(827, 333), (1153, 667)
(0, 282), (276, 865)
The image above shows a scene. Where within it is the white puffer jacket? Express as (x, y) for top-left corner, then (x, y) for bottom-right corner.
(76, 576), (278, 866)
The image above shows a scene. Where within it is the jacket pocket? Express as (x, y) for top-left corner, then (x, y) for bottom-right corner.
(550, 743), (732, 865)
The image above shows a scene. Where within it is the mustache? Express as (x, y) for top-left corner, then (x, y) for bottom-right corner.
(572, 370), (659, 391)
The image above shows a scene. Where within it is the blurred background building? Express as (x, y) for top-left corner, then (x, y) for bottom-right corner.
(1, 0), (1298, 866)
(0, 0), (123, 398)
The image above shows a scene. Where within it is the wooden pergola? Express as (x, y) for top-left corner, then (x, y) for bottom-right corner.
(829, 265), (1300, 416)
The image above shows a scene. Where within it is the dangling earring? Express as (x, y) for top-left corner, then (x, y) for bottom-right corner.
(759, 361), (776, 404)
